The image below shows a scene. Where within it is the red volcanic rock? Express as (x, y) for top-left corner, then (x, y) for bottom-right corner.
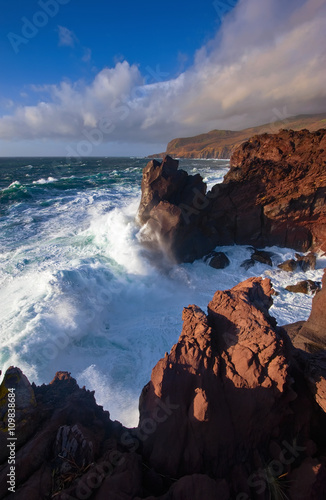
(224, 129), (326, 251)
(137, 130), (326, 262)
(139, 278), (300, 486)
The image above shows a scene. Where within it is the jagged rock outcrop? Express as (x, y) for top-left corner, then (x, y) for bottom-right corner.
(137, 155), (214, 262)
(1, 276), (326, 499)
(138, 129), (326, 262)
(284, 269), (326, 352)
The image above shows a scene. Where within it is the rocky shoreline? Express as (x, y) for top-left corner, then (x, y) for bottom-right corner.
(1, 129), (326, 499)
(139, 129), (326, 263)
(0, 272), (325, 499)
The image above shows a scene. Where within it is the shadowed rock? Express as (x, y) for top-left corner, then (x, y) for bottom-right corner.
(1, 276), (326, 499)
(284, 269), (326, 352)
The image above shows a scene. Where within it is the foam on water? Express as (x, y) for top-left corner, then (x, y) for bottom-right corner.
(0, 158), (325, 427)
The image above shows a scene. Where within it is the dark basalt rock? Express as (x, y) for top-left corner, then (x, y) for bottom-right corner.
(295, 252), (317, 271)
(251, 249), (274, 266)
(205, 251), (230, 269)
(285, 280), (321, 294)
(278, 252), (317, 272)
(278, 259), (299, 272)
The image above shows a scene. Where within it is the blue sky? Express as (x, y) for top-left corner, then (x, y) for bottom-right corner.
(0, 0), (325, 156)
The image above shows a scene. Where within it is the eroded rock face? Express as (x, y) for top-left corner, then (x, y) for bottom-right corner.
(137, 130), (326, 262)
(137, 155), (213, 263)
(284, 270), (326, 352)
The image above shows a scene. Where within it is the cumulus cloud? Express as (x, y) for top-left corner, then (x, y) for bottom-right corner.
(1, 0), (326, 151)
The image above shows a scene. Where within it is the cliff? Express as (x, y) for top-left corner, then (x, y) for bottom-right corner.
(138, 129), (326, 262)
(149, 113), (326, 159)
(1, 275), (326, 499)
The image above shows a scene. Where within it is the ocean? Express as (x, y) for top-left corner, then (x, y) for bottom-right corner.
(0, 156), (325, 427)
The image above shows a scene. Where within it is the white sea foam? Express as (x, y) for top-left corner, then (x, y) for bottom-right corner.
(0, 162), (325, 428)
(33, 177), (58, 184)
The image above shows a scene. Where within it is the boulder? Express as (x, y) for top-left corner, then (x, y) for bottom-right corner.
(285, 280), (321, 294)
(251, 249), (274, 266)
(137, 155), (213, 263)
(295, 252), (317, 271)
(205, 251), (230, 269)
(278, 253), (317, 272)
(278, 259), (299, 272)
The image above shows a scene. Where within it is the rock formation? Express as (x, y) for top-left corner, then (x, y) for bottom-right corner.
(138, 129), (326, 262)
(1, 275), (326, 499)
(284, 269), (326, 352)
(137, 155), (213, 262)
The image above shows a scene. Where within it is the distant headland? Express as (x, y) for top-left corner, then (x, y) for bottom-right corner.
(148, 113), (326, 159)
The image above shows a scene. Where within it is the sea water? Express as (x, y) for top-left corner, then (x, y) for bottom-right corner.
(0, 157), (325, 427)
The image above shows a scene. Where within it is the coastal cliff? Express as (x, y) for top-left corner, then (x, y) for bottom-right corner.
(138, 129), (326, 262)
(149, 113), (326, 159)
(1, 275), (326, 499)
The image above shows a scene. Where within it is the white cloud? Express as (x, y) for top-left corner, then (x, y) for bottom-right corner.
(1, 0), (326, 154)
(57, 26), (77, 47)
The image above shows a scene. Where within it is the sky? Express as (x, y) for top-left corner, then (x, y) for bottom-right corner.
(0, 0), (325, 157)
